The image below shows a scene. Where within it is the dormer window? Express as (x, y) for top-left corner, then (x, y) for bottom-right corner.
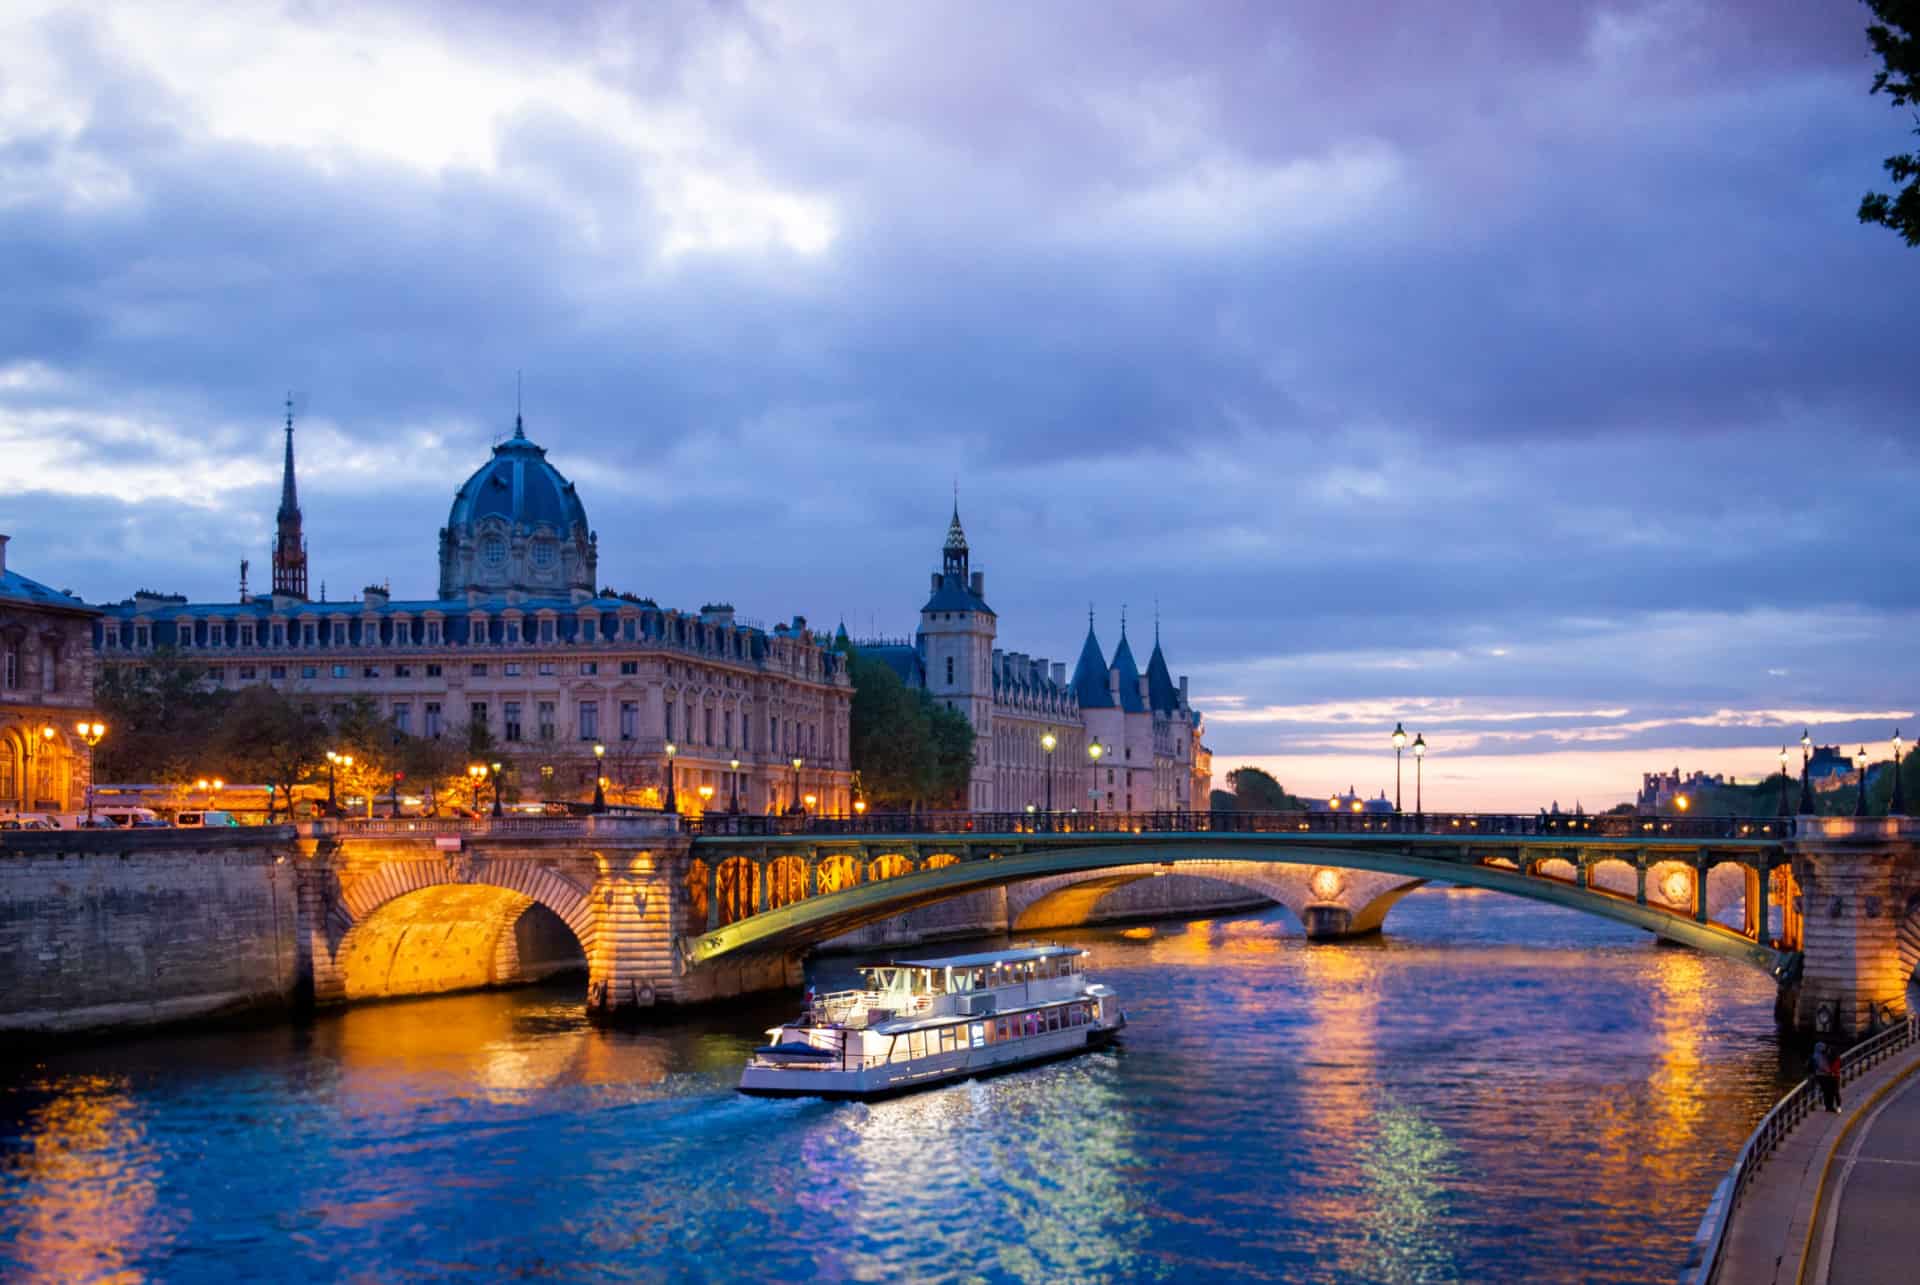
(177, 622), (193, 647)
(505, 619), (521, 644)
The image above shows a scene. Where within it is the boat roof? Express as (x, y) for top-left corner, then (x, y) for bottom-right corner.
(866, 945), (1084, 970)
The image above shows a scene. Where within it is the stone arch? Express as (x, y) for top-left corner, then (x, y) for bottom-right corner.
(318, 858), (595, 1006)
(1007, 860), (1425, 940)
(1898, 893), (1920, 1018)
(923, 853), (960, 870)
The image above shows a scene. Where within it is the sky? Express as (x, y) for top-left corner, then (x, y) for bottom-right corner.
(2, 0), (1916, 811)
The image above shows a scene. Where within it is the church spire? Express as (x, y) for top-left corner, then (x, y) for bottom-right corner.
(271, 393), (309, 599)
(942, 490), (969, 581)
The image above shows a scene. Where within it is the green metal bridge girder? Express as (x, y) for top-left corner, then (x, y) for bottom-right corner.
(682, 832), (1798, 980)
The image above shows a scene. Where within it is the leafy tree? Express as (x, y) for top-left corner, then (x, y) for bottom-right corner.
(396, 729), (472, 814)
(1859, 1), (1920, 244)
(840, 644), (975, 810)
(92, 648), (231, 784)
(324, 696), (404, 816)
(924, 698), (977, 809)
(218, 685), (325, 820)
(1219, 766), (1309, 811)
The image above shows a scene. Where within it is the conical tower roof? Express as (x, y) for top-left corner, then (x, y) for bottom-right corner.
(1071, 616), (1113, 708)
(1110, 622), (1146, 713)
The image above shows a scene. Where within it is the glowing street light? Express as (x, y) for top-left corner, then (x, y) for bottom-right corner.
(1675, 793), (1691, 812)
(1892, 729), (1907, 817)
(72, 722), (107, 822)
(790, 755), (804, 815)
(1777, 745), (1793, 818)
(698, 783), (715, 813)
(592, 743), (606, 812)
(1041, 730), (1058, 814)
(663, 741), (678, 814)
(728, 757), (741, 814)
(803, 792), (817, 815)
(1412, 733), (1426, 815)
(1854, 746), (1871, 817)
(1392, 722), (1407, 812)
(467, 763), (487, 811)
(489, 760), (504, 818)
(1086, 739), (1104, 816)
(1800, 728), (1814, 814)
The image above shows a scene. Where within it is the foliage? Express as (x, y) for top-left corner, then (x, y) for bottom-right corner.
(1216, 766), (1310, 811)
(842, 644), (976, 809)
(217, 685), (326, 820)
(1859, 1), (1920, 244)
(92, 649), (232, 784)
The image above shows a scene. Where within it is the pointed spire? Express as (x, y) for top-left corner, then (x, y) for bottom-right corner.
(1071, 611), (1113, 709)
(277, 393), (299, 517)
(272, 393), (309, 599)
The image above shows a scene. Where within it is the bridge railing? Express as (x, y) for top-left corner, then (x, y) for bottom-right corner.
(1680, 1014), (1920, 1284)
(302, 813), (680, 840)
(686, 808), (1796, 841)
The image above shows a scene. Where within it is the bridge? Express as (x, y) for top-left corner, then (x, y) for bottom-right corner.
(6, 807), (1912, 1040)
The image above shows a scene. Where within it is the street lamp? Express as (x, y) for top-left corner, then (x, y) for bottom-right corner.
(790, 755), (804, 814)
(489, 760), (503, 818)
(71, 722), (106, 822)
(728, 757), (741, 813)
(324, 750), (352, 814)
(1412, 733), (1426, 815)
(1087, 740), (1104, 816)
(803, 792), (817, 815)
(1799, 728), (1814, 815)
(1777, 746), (1793, 818)
(1392, 722), (1407, 812)
(1853, 746), (1870, 817)
(698, 783), (715, 813)
(592, 743), (606, 812)
(1892, 729), (1906, 817)
(663, 741), (678, 814)
(854, 798), (867, 816)
(467, 763), (487, 811)
(1041, 730), (1058, 814)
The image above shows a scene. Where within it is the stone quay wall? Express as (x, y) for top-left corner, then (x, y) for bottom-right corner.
(1788, 818), (1920, 1036)
(0, 828), (300, 1038)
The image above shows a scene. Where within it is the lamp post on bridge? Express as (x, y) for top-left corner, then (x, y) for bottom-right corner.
(489, 760), (503, 818)
(73, 720), (106, 825)
(1087, 739), (1104, 820)
(1853, 746), (1870, 817)
(1777, 746), (1793, 818)
(790, 755), (804, 815)
(1892, 730), (1906, 817)
(663, 741), (678, 814)
(1412, 733), (1426, 816)
(728, 757), (740, 814)
(1799, 728), (1814, 815)
(592, 743), (606, 813)
(1392, 722), (1406, 813)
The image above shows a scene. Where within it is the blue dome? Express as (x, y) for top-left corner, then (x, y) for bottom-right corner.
(446, 418), (589, 535)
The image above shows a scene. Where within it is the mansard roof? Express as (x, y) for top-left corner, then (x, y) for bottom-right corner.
(0, 568), (97, 617)
(1146, 640), (1178, 713)
(445, 417), (591, 535)
(862, 643), (926, 686)
(1110, 629), (1146, 713)
(1070, 625), (1112, 708)
(921, 574), (994, 616)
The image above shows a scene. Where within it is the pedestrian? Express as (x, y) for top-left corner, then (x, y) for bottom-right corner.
(1812, 1041), (1842, 1113)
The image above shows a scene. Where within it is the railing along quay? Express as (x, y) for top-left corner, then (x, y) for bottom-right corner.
(1680, 1014), (1920, 1285)
(686, 808), (1797, 841)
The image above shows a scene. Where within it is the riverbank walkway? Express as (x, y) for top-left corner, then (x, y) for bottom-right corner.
(1717, 1037), (1920, 1285)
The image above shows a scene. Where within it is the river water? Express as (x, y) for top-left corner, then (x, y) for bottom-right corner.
(1, 889), (1797, 1283)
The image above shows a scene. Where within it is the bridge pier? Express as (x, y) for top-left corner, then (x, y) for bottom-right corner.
(1786, 818), (1920, 1037)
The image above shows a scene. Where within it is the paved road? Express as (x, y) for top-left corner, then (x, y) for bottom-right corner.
(1822, 1066), (1920, 1285)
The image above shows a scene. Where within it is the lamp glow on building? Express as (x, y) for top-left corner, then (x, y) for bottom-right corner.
(1662, 869), (1692, 905)
(1310, 868), (1342, 900)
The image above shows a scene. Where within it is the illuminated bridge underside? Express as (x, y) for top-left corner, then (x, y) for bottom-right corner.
(685, 836), (1795, 978)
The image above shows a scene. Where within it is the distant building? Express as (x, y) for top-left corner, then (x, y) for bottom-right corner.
(1312, 787), (1393, 815)
(1805, 745), (1866, 794)
(1637, 766), (1727, 811)
(854, 505), (1210, 812)
(94, 410), (852, 814)
(0, 534), (101, 814)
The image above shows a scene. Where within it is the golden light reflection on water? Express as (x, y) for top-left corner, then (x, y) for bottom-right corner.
(0, 1075), (165, 1282)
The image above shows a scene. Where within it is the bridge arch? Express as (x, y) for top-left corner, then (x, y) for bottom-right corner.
(1008, 863), (1424, 938)
(1899, 893), (1920, 1018)
(316, 858), (597, 1006)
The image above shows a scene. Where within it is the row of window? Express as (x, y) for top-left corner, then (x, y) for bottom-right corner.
(1, 641), (63, 694)
(884, 1003), (1091, 1063)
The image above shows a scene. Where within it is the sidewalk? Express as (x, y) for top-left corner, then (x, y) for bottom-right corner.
(1814, 1061), (1920, 1285)
(1717, 1043), (1920, 1285)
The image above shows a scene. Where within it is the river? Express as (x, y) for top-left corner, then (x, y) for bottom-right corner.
(0, 888), (1797, 1283)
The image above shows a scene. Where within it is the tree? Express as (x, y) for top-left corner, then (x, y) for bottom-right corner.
(923, 698), (977, 810)
(219, 685), (325, 820)
(325, 696), (404, 816)
(1859, 1), (1920, 245)
(841, 645), (975, 810)
(92, 648), (231, 784)
(1219, 766), (1308, 811)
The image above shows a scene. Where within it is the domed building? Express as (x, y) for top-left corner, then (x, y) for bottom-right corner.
(94, 407), (853, 818)
(438, 417), (597, 599)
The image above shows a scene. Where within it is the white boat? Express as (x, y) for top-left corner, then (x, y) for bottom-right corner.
(739, 944), (1125, 1099)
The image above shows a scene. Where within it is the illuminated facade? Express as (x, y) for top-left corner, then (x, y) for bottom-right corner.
(858, 507), (1210, 812)
(94, 414), (853, 814)
(0, 534), (100, 814)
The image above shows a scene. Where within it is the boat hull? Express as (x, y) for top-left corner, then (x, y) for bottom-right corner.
(739, 1021), (1121, 1100)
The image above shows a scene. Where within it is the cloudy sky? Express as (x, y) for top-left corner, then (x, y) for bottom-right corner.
(2, 0), (1915, 809)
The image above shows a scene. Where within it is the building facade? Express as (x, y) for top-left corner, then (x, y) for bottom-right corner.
(859, 508), (1210, 813)
(0, 535), (101, 814)
(96, 414), (853, 815)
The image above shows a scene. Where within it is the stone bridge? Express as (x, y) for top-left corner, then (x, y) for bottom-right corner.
(5, 809), (1917, 1038)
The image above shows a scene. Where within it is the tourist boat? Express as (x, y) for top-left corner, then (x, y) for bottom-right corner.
(739, 944), (1125, 1099)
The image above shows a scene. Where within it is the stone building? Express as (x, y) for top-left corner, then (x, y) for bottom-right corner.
(95, 413), (853, 814)
(858, 507), (1210, 812)
(0, 535), (101, 814)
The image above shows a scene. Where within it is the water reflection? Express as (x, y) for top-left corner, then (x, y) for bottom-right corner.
(0, 895), (1795, 1284)
(0, 1075), (166, 1281)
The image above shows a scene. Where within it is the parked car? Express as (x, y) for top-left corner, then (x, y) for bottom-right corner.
(175, 810), (242, 828)
(0, 813), (59, 831)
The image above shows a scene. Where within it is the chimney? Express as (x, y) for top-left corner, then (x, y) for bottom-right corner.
(363, 584), (390, 608)
(1052, 662), (1066, 686)
(971, 571), (985, 598)
(1179, 675), (1189, 703)
(931, 572), (941, 592)
(0, 532), (8, 578)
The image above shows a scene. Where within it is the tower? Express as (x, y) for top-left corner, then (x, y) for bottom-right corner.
(271, 395), (309, 599)
(918, 500), (996, 807)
